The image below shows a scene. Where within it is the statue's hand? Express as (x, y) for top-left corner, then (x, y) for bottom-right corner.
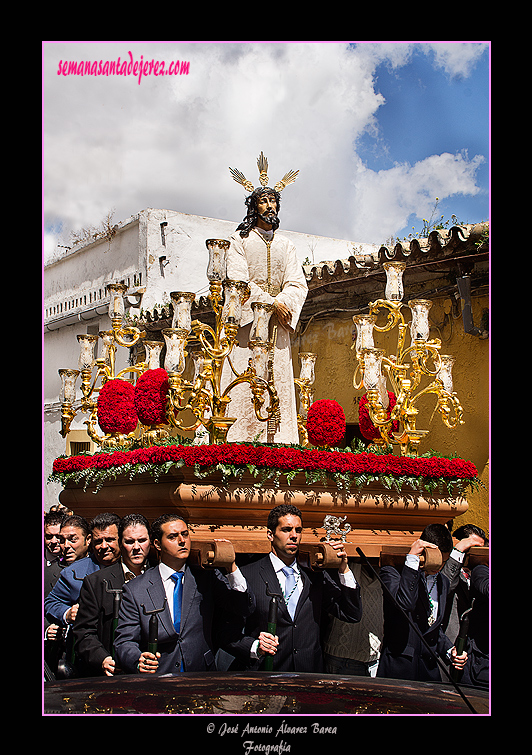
(273, 300), (292, 328)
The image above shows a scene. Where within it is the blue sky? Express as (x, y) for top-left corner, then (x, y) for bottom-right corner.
(354, 44), (489, 239)
(43, 41), (489, 264)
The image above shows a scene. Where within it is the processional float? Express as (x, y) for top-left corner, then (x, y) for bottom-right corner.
(53, 153), (482, 563)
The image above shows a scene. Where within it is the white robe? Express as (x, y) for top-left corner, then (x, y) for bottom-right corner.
(221, 228), (308, 444)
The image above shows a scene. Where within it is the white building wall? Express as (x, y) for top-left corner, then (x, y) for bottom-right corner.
(140, 209), (240, 309)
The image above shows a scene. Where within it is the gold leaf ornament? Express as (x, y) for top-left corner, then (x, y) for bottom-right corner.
(229, 152), (299, 193)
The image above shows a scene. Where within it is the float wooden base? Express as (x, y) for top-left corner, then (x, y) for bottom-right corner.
(59, 468), (468, 558)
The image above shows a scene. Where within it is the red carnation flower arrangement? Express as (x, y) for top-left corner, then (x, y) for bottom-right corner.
(52, 444), (479, 481)
(306, 399), (346, 448)
(359, 391), (399, 441)
(134, 368), (169, 426)
(51, 443), (479, 497)
(97, 379), (138, 435)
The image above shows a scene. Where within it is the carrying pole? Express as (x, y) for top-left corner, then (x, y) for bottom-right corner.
(451, 599), (475, 683)
(104, 579), (123, 660)
(263, 582), (282, 672)
(141, 603), (166, 655)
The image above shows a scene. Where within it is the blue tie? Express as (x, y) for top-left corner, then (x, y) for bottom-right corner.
(282, 566), (298, 620)
(170, 571), (184, 633)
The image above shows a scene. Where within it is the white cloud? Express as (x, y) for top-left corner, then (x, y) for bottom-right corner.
(426, 42), (489, 78)
(43, 42), (487, 262)
(350, 151), (485, 243)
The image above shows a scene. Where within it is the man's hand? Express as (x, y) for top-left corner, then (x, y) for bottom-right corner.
(409, 539), (438, 557)
(65, 603), (79, 624)
(45, 623), (60, 641)
(454, 534), (485, 552)
(258, 632), (279, 657)
(137, 651), (160, 673)
(213, 537), (237, 573)
(102, 656), (116, 676)
(330, 540), (350, 573)
(450, 646), (467, 670)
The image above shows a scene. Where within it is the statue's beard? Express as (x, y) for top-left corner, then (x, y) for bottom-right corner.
(258, 210), (280, 230)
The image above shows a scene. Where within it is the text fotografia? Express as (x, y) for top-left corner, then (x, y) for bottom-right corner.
(208, 721), (338, 752)
(57, 51), (190, 85)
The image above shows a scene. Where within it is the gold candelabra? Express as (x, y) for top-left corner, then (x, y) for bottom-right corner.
(59, 283), (147, 449)
(165, 240), (280, 444)
(57, 242), (281, 449)
(352, 261), (464, 457)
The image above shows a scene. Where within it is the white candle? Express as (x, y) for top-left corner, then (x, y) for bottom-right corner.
(408, 299), (432, 342)
(384, 262), (406, 301)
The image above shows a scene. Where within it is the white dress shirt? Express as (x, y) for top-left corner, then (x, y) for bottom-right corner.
(121, 559), (145, 582)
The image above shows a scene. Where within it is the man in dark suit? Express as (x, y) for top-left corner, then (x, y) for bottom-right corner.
(377, 523), (468, 682)
(45, 513), (120, 676)
(221, 504), (363, 673)
(73, 514), (152, 676)
(461, 563), (489, 689)
(44, 510), (66, 596)
(441, 523), (487, 642)
(114, 513), (254, 674)
(45, 513), (120, 628)
(44, 510), (68, 673)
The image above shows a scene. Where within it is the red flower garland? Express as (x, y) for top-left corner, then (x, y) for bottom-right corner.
(97, 379), (138, 435)
(306, 399), (346, 448)
(359, 392), (399, 441)
(134, 368), (169, 426)
(52, 443), (479, 483)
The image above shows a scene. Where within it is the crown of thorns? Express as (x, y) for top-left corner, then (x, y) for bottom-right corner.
(229, 152), (299, 194)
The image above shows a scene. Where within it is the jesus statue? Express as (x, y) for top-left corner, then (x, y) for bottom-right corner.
(223, 156), (308, 444)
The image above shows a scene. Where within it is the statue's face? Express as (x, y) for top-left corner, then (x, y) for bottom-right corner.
(255, 192), (278, 229)
(257, 192), (277, 215)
